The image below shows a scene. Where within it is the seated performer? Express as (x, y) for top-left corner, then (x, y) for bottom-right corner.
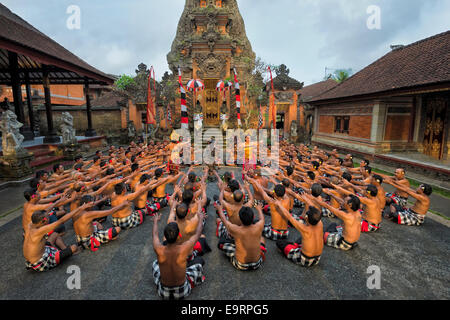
(110, 181), (158, 229)
(381, 168), (410, 209)
(333, 183), (382, 232)
(167, 201), (211, 259)
(151, 203), (206, 300)
(273, 201), (324, 267)
(258, 184), (291, 241)
(312, 194), (362, 251)
(215, 203), (266, 271)
(72, 196), (129, 252)
(23, 203), (90, 272)
(384, 182), (432, 226)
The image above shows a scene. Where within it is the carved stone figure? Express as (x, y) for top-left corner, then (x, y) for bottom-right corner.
(60, 112), (77, 145)
(127, 121), (137, 138)
(290, 121), (298, 137)
(194, 100), (204, 130)
(0, 109), (26, 157)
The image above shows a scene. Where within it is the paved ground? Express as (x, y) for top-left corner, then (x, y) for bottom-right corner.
(0, 168), (449, 300)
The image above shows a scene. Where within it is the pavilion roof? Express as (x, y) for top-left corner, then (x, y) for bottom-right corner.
(310, 30), (450, 104)
(0, 4), (115, 85)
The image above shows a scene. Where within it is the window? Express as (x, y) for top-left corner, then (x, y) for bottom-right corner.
(334, 116), (350, 134)
(343, 116), (350, 134)
(334, 116), (342, 133)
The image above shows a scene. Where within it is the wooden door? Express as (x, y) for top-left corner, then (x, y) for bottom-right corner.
(423, 95), (448, 160)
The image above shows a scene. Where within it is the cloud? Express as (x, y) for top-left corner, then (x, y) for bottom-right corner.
(2, 0), (449, 85)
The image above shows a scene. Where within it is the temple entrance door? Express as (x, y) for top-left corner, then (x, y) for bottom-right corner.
(204, 79), (220, 127)
(423, 95), (448, 160)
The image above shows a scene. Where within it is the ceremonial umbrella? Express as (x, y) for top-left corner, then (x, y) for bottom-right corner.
(186, 79), (205, 92)
(216, 80), (232, 92)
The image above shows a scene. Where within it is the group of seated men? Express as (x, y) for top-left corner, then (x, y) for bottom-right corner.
(21, 138), (433, 299)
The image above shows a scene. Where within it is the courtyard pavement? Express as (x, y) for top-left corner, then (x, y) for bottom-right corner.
(0, 168), (449, 300)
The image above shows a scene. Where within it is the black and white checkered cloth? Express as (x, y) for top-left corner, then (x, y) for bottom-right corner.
(111, 210), (144, 229)
(386, 192), (408, 208)
(152, 260), (204, 300)
(361, 219), (380, 232)
(25, 246), (60, 272)
(283, 244), (321, 267)
(262, 224), (289, 240)
(76, 225), (114, 251)
(397, 208), (425, 226)
(325, 227), (356, 251)
(218, 239), (264, 271)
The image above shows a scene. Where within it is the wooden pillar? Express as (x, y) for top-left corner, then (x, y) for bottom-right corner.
(42, 65), (59, 143)
(24, 73), (35, 138)
(84, 78), (96, 137)
(8, 51), (33, 140)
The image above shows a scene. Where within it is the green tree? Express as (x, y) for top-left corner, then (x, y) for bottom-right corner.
(114, 74), (135, 91)
(331, 69), (352, 83)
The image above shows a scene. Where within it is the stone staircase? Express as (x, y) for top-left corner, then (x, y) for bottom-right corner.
(26, 145), (65, 169)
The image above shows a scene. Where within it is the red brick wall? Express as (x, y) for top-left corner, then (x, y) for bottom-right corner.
(319, 115), (334, 134)
(349, 116), (372, 139)
(385, 115), (411, 141)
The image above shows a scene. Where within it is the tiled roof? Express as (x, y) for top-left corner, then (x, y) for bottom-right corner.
(310, 30), (450, 103)
(0, 4), (114, 85)
(299, 79), (338, 102)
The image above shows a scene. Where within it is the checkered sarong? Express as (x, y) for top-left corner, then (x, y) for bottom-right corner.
(218, 239), (265, 271)
(262, 224), (289, 240)
(321, 206), (334, 218)
(76, 225), (115, 252)
(361, 219), (380, 232)
(253, 199), (266, 208)
(216, 220), (232, 239)
(397, 208), (425, 226)
(325, 227), (356, 251)
(386, 192), (408, 208)
(146, 194), (170, 216)
(293, 187), (305, 208)
(111, 210), (144, 229)
(152, 260), (204, 300)
(282, 243), (321, 267)
(25, 246), (60, 272)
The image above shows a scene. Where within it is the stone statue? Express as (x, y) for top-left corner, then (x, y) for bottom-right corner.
(60, 112), (76, 144)
(127, 121), (137, 138)
(0, 108), (26, 157)
(290, 121), (298, 137)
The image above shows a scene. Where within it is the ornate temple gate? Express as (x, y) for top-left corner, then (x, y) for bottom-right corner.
(423, 95), (448, 160)
(203, 79), (220, 127)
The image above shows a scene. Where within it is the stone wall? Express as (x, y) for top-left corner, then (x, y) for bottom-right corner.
(34, 105), (125, 137)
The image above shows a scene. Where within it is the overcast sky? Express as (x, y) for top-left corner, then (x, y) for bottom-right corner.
(2, 0), (450, 85)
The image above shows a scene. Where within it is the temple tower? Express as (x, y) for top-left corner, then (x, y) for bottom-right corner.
(167, 0), (255, 128)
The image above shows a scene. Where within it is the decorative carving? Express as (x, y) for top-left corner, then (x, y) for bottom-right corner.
(274, 91), (294, 104)
(0, 108), (26, 157)
(60, 112), (77, 145)
(194, 53), (227, 79)
(272, 64), (304, 91)
(290, 121), (298, 137)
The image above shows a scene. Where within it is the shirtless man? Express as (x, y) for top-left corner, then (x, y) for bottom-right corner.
(273, 201), (323, 267)
(215, 203), (266, 271)
(216, 185), (252, 239)
(72, 195), (129, 252)
(151, 205), (206, 300)
(23, 204), (89, 272)
(313, 194), (362, 251)
(333, 183), (382, 232)
(258, 184), (291, 241)
(110, 182), (158, 230)
(167, 201), (211, 259)
(384, 182), (432, 226)
(381, 168), (410, 209)
(147, 169), (182, 214)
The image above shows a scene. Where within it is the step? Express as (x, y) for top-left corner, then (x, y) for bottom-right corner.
(30, 155), (65, 168)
